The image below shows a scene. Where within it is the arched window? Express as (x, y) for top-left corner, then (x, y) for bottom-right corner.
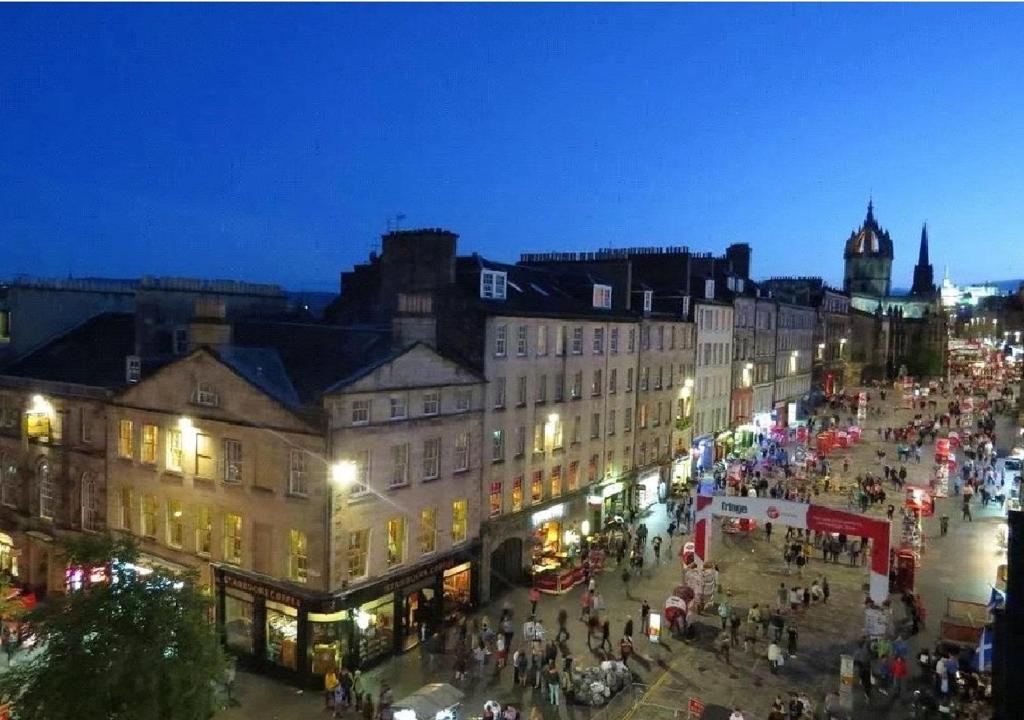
(38, 459), (54, 521)
(81, 471), (100, 532)
(0, 455), (16, 508)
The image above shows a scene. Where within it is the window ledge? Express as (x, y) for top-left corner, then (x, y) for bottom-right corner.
(252, 486), (275, 495)
(491, 458), (505, 465)
(386, 484), (409, 491)
(286, 492), (310, 500)
(453, 467), (470, 475)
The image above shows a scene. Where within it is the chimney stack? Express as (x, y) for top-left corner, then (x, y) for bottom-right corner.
(188, 297), (232, 351)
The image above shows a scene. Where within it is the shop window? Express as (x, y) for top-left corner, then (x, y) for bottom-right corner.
(489, 482), (502, 518)
(38, 459), (55, 521)
(403, 587), (436, 651)
(419, 507), (437, 555)
(166, 428), (184, 472)
(309, 610), (350, 676)
(386, 517), (406, 567)
(81, 472), (101, 531)
(120, 487), (134, 531)
(530, 471), (543, 505)
(0, 533), (17, 578)
(141, 495), (158, 538)
(451, 499), (468, 544)
(167, 499), (184, 548)
(195, 433), (215, 478)
(567, 461), (579, 491)
(117, 420), (134, 459)
(550, 466), (562, 498)
(141, 424), (158, 464)
(511, 476), (523, 512)
(443, 563), (472, 622)
(266, 601), (299, 670)
(289, 450), (308, 495)
(357, 595), (395, 666)
(224, 590), (255, 654)
(348, 529), (369, 579)
(223, 513), (243, 564)
(288, 529), (308, 583)
(196, 506), (212, 556)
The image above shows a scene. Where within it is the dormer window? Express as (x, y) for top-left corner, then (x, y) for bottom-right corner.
(643, 291), (653, 313)
(592, 284), (612, 309)
(704, 279), (715, 300)
(192, 382), (219, 408)
(125, 355), (141, 384)
(481, 270), (508, 300)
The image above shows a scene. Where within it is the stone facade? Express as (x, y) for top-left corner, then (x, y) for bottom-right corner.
(694, 301), (734, 438)
(773, 303), (815, 417)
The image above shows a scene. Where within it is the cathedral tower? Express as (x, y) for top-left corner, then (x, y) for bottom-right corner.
(843, 200), (894, 297)
(910, 223), (935, 296)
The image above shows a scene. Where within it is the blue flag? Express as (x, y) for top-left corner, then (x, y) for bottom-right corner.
(975, 626), (994, 672)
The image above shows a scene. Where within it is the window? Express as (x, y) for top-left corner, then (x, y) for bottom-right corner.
(81, 472), (100, 531)
(141, 425), (158, 464)
(593, 328), (605, 354)
(533, 423), (545, 454)
(196, 506), (212, 555)
(117, 420), (134, 459)
(640, 367), (649, 391)
(348, 449), (370, 496)
(550, 465), (562, 498)
(628, 328), (636, 353)
(638, 404), (648, 428)
(592, 369), (602, 396)
(624, 407), (633, 432)
(536, 325), (548, 356)
(626, 368), (634, 392)
(289, 530), (308, 583)
(658, 325), (665, 351)
(348, 529), (369, 579)
(610, 328), (619, 353)
(655, 366), (663, 390)
(390, 444), (409, 487)
(223, 439), (243, 484)
(289, 450), (308, 495)
(568, 461), (579, 491)
(455, 389), (471, 412)
(592, 284), (612, 308)
(420, 507), (437, 554)
(606, 449), (615, 477)
(608, 409), (616, 436)
(79, 407), (93, 444)
(386, 517), (406, 567)
(623, 447), (632, 472)
(654, 402), (662, 426)
(571, 372), (582, 399)
(492, 429), (505, 462)
(119, 488), (133, 531)
(423, 438), (440, 480)
(167, 500), (184, 548)
(451, 499), (468, 544)
(554, 373), (564, 402)
(389, 396), (408, 420)
(530, 471), (544, 505)
(516, 326), (528, 356)
(454, 432), (469, 472)
(609, 368), (617, 394)
(555, 326), (566, 356)
(0, 456), (16, 508)
(141, 495), (157, 538)
(195, 433), (214, 478)
(536, 375), (547, 403)
(481, 270), (507, 300)
(192, 382), (219, 408)
(572, 415), (581, 444)
(495, 324), (507, 356)
(423, 391), (440, 416)
(552, 419), (563, 449)
(489, 482), (503, 518)
(590, 412), (600, 439)
(588, 454), (599, 483)
(173, 328), (189, 355)
(511, 476), (523, 512)
(571, 327), (583, 354)
(493, 378), (506, 408)
(224, 513), (243, 564)
(643, 291), (653, 313)
(166, 428), (183, 472)
(516, 376), (527, 406)
(352, 399), (370, 425)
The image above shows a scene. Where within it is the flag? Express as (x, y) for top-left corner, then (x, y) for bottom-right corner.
(987, 586), (1006, 613)
(975, 626), (994, 672)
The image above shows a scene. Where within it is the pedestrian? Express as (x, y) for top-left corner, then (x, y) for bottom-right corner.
(600, 619), (612, 652)
(962, 497), (973, 522)
(652, 535), (662, 563)
(767, 640), (783, 673)
(776, 582), (788, 611)
(892, 654), (908, 696)
(940, 515), (949, 536)
(513, 648), (526, 686)
(529, 586), (541, 616)
(719, 594), (732, 629)
(621, 566), (631, 599)
(580, 589), (593, 622)
(324, 668), (340, 709)
(729, 613), (742, 647)
(786, 625), (798, 657)
(764, 520), (773, 543)
(361, 693), (374, 720)
(624, 616), (634, 640)
(715, 629), (732, 665)
(546, 662), (561, 705)
(640, 600), (651, 635)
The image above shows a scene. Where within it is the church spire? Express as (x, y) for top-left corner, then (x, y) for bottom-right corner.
(910, 222), (935, 296)
(866, 197), (875, 224)
(917, 223), (930, 266)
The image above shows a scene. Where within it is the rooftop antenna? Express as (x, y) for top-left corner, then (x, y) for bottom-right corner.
(386, 213), (407, 233)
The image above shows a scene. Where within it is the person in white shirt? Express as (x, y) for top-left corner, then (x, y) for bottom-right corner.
(729, 707), (745, 720)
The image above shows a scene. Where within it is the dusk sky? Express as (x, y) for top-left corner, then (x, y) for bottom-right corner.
(2, 3), (1022, 291)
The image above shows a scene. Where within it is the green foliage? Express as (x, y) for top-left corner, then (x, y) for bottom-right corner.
(0, 535), (226, 720)
(905, 347), (943, 379)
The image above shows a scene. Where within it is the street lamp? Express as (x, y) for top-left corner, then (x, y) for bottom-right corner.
(331, 460), (358, 487)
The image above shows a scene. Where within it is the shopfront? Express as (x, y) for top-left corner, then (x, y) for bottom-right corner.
(214, 546), (478, 688)
(0, 532), (18, 580)
(692, 435), (714, 477)
(635, 468), (662, 509)
(671, 454), (692, 491)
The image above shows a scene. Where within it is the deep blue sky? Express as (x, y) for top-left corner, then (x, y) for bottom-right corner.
(2, 4), (1022, 291)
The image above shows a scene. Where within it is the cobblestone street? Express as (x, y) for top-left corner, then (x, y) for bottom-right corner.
(222, 386), (1014, 720)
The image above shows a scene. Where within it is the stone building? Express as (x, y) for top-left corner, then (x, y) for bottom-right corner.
(772, 302), (816, 425)
(693, 299), (734, 468)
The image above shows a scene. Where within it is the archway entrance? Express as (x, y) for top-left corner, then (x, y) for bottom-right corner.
(489, 537), (524, 599)
(694, 495), (891, 603)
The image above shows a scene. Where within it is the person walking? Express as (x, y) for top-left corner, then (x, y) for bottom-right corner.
(600, 619), (613, 652)
(545, 661), (561, 706)
(621, 566), (632, 599)
(640, 600), (651, 635)
(529, 586), (541, 617)
(892, 654), (908, 696)
(718, 595), (732, 630)
(652, 535), (662, 564)
(579, 589), (593, 622)
(764, 520), (773, 543)
(962, 496), (973, 522)
(512, 648), (526, 686)
(767, 640), (783, 673)
(786, 624), (798, 658)
(940, 515), (949, 536)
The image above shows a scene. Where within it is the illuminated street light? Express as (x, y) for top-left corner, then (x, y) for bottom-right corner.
(331, 460), (358, 487)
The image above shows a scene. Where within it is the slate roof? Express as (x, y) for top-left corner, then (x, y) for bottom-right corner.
(214, 346), (301, 408)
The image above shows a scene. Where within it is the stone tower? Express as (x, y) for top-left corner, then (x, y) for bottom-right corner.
(910, 223), (935, 297)
(843, 200), (894, 297)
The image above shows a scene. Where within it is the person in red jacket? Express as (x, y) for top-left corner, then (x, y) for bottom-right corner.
(891, 654), (908, 697)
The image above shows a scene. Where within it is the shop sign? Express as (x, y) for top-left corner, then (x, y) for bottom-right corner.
(222, 573), (302, 608)
(531, 504), (565, 527)
(647, 612), (662, 643)
(601, 482), (624, 498)
(379, 555), (460, 594)
(586, 495), (602, 505)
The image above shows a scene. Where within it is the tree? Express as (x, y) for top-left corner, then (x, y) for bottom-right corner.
(0, 535), (226, 720)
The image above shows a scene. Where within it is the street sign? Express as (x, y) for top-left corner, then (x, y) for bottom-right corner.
(839, 654), (855, 710)
(648, 611), (662, 643)
(687, 697), (704, 719)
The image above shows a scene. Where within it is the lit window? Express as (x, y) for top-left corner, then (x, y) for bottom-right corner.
(38, 460), (54, 521)
(348, 529), (369, 579)
(489, 482), (503, 518)
(117, 420), (134, 459)
(195, 433), (214, 478)
(531, 471), (543, 505)
(196, 507), (212, 556)
(511, 476), (523, 512)
(386, 517), (406, 568)
(289, 450), (308, 495)
(568, 461), (579, 491)
(141, 425), (158, 464)
(533, 423), (545, 454)
(166, 428), (183, 472)
(451, 499), (468, 544)
(420, 506), (437, 554)
(288, 529), (308, 583)
(223, 513), (243, 564)
(550, 466), (562, 498)
(167, 499), (184, 548)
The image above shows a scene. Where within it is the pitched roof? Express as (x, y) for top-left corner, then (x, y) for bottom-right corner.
(214, 346), (301, 408)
